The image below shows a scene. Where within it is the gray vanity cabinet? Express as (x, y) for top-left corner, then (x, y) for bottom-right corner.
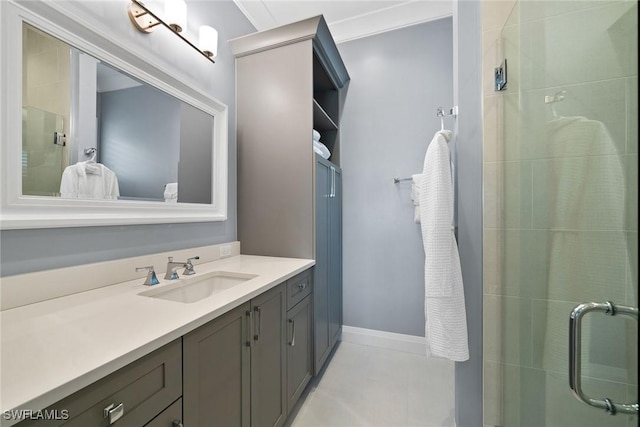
(182, 284), (286, 427)
(16, 340), (182, 427)
(314, 157), (343, 374)
(285, 272), (313, 413)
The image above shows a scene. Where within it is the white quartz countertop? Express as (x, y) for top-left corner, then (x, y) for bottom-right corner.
(0, 255), (314, 421)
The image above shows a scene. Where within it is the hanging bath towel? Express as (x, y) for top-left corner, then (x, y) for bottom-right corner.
(419, 130), (469, 361)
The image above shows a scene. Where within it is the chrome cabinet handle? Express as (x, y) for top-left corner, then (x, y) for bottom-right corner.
(569, 301), (639, 415)
(330, 166), (336, 198)
(253, 306), (262, 341)
(289, 319), (296, 347)
(103, 403), (124, 425)
(297, 281), (307, 292)
(172, 420), (184, 427)
(245, 310), (253, 347)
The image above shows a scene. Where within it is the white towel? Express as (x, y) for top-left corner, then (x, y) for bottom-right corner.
(420, 130), (469, 361)
(164, 182), (178, 203)
(313, 140), (330, 159)
(313, 129), (321, 142)
(411, 174), (423, 223)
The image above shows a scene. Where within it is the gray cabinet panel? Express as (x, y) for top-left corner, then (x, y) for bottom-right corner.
(314, 159), (331, 373)
(250, 285), (287, 427)
(314, 157), (342, 375)
(183, 303), (251, 427)
(328, 167), (342, 347)
(286, 295), (313, 413)
(17, 340), (182, 427)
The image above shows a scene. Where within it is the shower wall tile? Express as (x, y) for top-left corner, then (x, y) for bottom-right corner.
(484, 229), (549, 299)
(628, 385), (638, 427)
(503, 230), (548, 299)
(482, 29), (501, 97)
(484, 295), (532, 366)
(531, 298), (636, 386)
(519, 81), (627, 159)
(483, 361), (502, 427)
(483, 228), (502, 295)
(628, 77), (638, 154)
(500, 21), (522, 94)
(483, 94), (503, 162)
(481, 0), (518, 32)
(531, 155), (627, 231)
(504, 160), (532, 229)
(544, 231), (628, 303)
(528, 2), (637, 90)
(483, 162), (501, 229)
(626, 232), (637, 306)
(535, 369), (628, 427)
(518, 0), (614, 23)
(625, 155), (638, 231)
(502, 93), (522, 161)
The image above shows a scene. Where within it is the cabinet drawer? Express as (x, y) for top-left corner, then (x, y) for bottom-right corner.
(144, 398), (182, 427)
(286, 269), (312, 310)
(18, 339), (182, 427)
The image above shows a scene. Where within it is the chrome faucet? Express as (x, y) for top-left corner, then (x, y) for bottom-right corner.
(136, 266), (160, 286)
(164, 256), (199, 280)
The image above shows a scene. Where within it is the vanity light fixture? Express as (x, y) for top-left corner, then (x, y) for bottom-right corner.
(127, 0), (216, 63)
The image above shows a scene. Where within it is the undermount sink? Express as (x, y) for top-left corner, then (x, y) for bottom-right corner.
(139, 271), (258, 303)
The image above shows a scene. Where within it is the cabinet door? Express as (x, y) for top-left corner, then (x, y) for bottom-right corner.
(314, 157), (331, 374)
(183, 303), (251, 427)
(286, 295), (313, 414)
(250, 284), (286, 427)
(328, 166), (342, 347)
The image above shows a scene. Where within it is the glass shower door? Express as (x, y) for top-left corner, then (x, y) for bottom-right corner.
(483, 1), (638, 426)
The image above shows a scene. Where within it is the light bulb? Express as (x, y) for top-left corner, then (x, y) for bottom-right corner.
(199, 25), (218, 58)
(165, 0), (187, 33)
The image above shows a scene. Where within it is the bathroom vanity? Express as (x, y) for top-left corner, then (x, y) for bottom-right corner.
(0, 247), (314, 427)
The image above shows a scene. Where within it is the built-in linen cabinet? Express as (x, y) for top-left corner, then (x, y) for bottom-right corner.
(231, 15), (349, 377)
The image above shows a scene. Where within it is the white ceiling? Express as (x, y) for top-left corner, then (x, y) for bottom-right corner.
(233, 0), (453, 43)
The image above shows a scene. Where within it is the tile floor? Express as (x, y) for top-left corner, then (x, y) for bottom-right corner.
(289, 341), (455, 427)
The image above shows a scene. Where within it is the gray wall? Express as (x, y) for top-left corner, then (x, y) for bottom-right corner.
(453, 0), (483, 425)
(0, 0), (256, 276)
(338, 18), (454, 337)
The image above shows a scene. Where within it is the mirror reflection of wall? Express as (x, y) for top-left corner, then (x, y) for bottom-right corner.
(21, 22), (215, 204)
(22, 24), (71, 197)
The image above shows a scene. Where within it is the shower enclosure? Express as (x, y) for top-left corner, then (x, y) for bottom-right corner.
(482, 1), (638, 426)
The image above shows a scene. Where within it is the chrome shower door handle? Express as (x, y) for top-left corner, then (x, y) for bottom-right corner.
(569, 301), (639, 415)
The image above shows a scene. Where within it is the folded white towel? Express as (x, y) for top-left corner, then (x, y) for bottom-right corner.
(411, 174), (423, 223)
(313, 140), (330, 159)
(313, 129), (321, 142)
(420, 131), (469, 361)
(164, 182), (178, 203)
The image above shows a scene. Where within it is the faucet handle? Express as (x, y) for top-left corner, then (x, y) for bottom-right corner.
(183, 256), (200, 276)
(136, 266), (160, 286)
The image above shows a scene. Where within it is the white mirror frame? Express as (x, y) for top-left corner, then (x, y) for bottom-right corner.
(0, 1), (228, 229)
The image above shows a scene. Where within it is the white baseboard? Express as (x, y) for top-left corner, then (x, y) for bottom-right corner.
(341, 325), (426, 355)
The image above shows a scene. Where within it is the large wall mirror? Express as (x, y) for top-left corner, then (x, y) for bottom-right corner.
(1, 1), (228, 229)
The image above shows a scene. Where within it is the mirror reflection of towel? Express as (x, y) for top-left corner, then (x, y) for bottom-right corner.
(164, 182), (178, 203)
(60, 161), (119, 199)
